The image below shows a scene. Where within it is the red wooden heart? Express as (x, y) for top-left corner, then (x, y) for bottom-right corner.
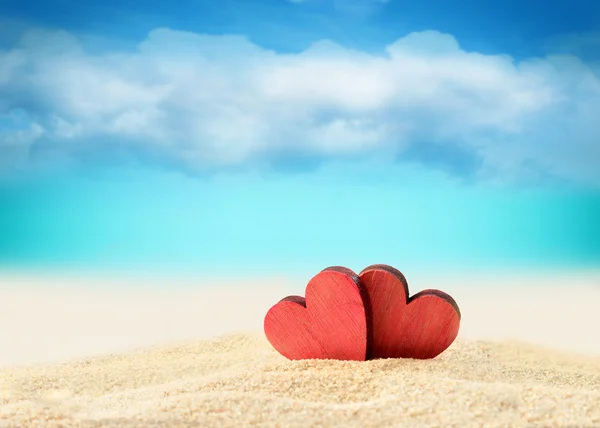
(264, 266), (369, 361)
(359, 264), (460, 360)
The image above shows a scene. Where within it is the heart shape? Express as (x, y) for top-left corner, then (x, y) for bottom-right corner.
(264, 266), (369, 361)
(359, 264), (461, 359)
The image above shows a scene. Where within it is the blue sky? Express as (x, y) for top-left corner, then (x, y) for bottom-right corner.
(0, 0), (599, 276)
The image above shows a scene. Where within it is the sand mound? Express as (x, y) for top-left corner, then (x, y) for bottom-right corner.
(1, 333), (599, 427)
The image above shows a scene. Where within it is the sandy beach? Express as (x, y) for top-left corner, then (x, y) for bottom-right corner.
(1, 271), (599, 427)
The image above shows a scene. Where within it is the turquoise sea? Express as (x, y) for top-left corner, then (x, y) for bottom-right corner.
(1, 164), (598, 280)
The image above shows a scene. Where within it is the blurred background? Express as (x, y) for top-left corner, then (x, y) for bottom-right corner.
(0, 0), (599, 280)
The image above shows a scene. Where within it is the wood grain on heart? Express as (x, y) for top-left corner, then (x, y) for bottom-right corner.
(264, 266), (369, 361)
(359, 264), (461, 360)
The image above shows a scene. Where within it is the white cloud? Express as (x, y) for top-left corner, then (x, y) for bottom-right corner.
(0, 28), (599, 185)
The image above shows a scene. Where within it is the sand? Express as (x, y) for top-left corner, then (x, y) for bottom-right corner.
(1, 271), (600, 427)
(1, 334), (600, 428)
